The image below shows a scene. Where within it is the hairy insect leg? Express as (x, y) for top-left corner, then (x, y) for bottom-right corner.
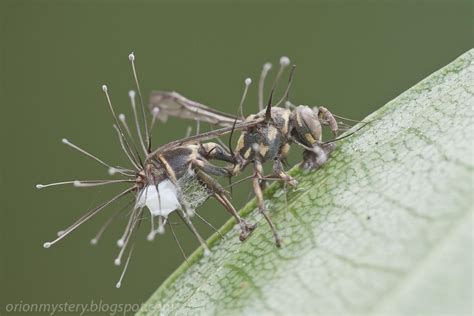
(253, 158), (282, 247)
(301, 142), (336, 170)
(193, 166), (256, 241)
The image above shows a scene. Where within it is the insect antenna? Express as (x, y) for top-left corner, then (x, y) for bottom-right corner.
(332, 113), (367, 125)
(238, 78), (252, 119)
(115, 243), (135, 288)
(42, 187), (134, 249)
(128, 53), (150, 152)
(275, 64), (296, 107)
(322, 121), (371, 145)
(258, 62), (272, 110)
(60, 138), (134, 176)
(167, 219), (188, 263)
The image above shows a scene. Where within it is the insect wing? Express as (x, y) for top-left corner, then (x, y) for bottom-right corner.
(149, 91), (241, 127)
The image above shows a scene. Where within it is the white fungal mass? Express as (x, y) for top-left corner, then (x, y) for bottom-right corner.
(137, 180), (181, 217)
(137, 171), (211, 218)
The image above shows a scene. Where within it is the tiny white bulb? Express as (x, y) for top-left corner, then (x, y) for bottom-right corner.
(73, 180), (81, 187)
(43, 242), (51, 249)
(263, 63), (272, 71)
(280, 56), (290, 66)
(114, 258), (121, 266)
(115, 282), (121, 289)
(36, 184), (44, 189)
(108, 167), (117, 176)
(186, 209), (195, 217)
(157, 225), (165, 235)
(102, 85), (108, 92)
(128, 90), (136, 98)
(116, 239), (124, 247)
(152, 107), (160, 116)
(61, 138), (69, 144)
(252, 143), (260, 152)
(147, 232), (155, 241)
(204, 249), (211, 257)
(90, 238), (98, 245)
(119, 114), (126, 121)
(245, 78), (252, 85)
(128, 52), (135, 61)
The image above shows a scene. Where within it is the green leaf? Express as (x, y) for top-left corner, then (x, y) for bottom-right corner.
(139, 50), (473, 316)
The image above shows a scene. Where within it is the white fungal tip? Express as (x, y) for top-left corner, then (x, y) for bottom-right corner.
(252, 143), (260, 152)
(263, 63), (272, 71)
(245, 78), (252, 85)
(108, 167), (117, 176)
(90, 238), (98, 245)
(116, 239), (124, 248)
(73, 180), (81, 187)
(186, 209), (195, 217)
(280, 56), (290, 66)
(157, 225), (165, 235)
(116, 282), (121, 289)
(61, 138), (69, 144)
(102, 85), (108, 92)
(152, 107), (160, 116)
(119, 113), (126, 121)
(147, 232), (155, 241)
(114, 258), (121, 266)
(36, 184), (44, 189)
(128, 90), (136, 98)
(128, 52), (135, 61)
(204, 248), (211, 257)
(285, 101), (292, 107)
(43, 242), (51, 249)
(57, 230), (65, 237)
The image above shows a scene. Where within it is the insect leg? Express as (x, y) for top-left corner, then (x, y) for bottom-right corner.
(167, 172), (211, 255)
(272, 158), (298, 187)
(253, 157), (282, 247)
(193, 166), (256, 241)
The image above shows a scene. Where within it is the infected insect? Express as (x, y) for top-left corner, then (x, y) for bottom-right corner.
(36, 53), (259, 287)
(149, 56), (366, 247)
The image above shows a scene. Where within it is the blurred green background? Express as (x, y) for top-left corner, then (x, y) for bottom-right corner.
(0, 0), (471, 314)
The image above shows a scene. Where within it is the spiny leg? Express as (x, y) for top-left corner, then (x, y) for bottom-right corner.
(272, 158), (298, 187)
(167, 219), (188, 263)
(193, 165), (256, 241)
(176, 209), (210, 256)
(253, 158), (282, 247)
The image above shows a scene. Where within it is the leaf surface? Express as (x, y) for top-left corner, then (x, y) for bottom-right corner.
(139, 50), (473, 316)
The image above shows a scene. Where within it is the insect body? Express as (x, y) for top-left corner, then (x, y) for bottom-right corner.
(149, 57), (344, 246)
(36, 53), (257, 287)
